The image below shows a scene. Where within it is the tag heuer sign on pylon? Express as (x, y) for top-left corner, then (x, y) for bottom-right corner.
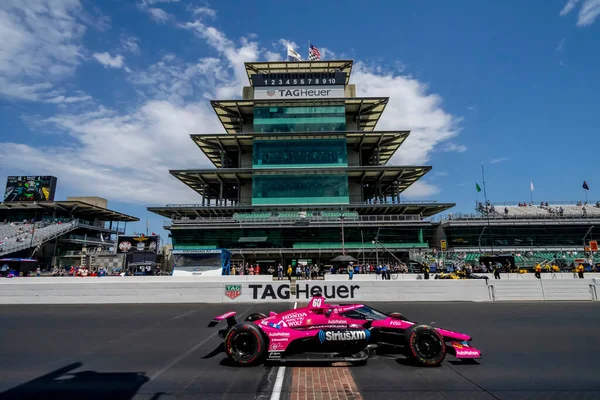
(225, 285), (242, 300)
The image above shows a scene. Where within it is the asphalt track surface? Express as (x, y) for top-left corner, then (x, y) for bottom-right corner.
(0, 302), (599, 400)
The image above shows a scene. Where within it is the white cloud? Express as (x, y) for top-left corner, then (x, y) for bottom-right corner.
(490, 157), (510, 164)
(402, 181), (440, 199)
(442, 143), (467, 153)
(264, 50), (282, 61)
(560, 0), (581, 16)
(352, 62), (463, 164)
(45, 94), (92, 104)
(578, 0), (600, 25)
(556, 38), (566, 52)
(93, 52), (126, 69)
(193, 6), (216, 18)
(0, 0), (87, 101)
(140, 0), (180, 5)
(559, 0), (600, 26)
(433, 171), (448, 177)
(146, 7), (172, 24)
(121, 35), (141, 55)
(467, 105), (476, 111)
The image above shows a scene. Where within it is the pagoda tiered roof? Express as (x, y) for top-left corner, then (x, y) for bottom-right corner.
(169, 165), (430, 200)
(211, 97), (388, 133)
(191, 131), (410, 168)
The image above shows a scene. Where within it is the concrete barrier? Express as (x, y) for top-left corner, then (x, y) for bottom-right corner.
(488, 279), (598, 301)
(0, 276), (598, 304)
(323, 272), (600, 281)
(296, 280), (490, 302)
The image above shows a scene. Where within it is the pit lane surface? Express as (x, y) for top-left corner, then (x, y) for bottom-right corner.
(0, 302), (599, 400)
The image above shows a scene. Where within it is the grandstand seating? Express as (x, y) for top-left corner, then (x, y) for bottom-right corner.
(0, 222), (35, 240)
(0, 220), (79, 256)
(483, 203), (600, 218)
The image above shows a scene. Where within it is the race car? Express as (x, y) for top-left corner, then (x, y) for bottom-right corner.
(208, 292), (481, 367)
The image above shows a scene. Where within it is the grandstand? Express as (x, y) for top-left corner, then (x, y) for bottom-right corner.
(0, 197), (138, 270)
(149, 59), (453, 272)
(436, 200), (600, 270)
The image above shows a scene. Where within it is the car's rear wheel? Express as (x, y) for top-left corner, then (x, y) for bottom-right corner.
(404, 325), (446, 366)
(245, 312), (267, 322)
(224, 322), (266, 366)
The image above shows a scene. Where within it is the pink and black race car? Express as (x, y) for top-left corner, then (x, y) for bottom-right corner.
(208, 292), (481, 367)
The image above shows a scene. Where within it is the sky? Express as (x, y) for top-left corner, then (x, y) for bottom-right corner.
(0, 0), (599, 242)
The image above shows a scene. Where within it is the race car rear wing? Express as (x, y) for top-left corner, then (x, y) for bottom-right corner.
(208, 311), (237, 328)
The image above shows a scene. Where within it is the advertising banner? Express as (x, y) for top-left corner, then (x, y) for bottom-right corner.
(255, 85), (344, 100)
(117, 235), (159, 253)
(4, 176), (57, 202)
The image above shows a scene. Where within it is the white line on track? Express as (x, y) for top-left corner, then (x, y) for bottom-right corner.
(269, 301), (297, 400)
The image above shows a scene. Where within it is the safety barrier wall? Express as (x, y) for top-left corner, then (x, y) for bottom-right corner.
(323, 272), (600, 281)
(0, 277), (598, 304)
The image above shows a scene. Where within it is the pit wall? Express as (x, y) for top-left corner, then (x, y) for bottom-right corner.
(0, 276), (598, 304)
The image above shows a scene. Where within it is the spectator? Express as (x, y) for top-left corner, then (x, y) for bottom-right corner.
(277, 264), (283, 280)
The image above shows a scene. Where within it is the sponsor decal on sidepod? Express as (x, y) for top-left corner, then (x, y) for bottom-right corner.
(318, 330), (370, 343)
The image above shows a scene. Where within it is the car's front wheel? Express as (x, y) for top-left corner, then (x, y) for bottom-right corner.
(224, 322), (266, 366)
(404, 325), (446, 366)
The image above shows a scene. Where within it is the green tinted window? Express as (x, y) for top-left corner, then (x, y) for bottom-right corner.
(253, 139), (347, 168)
(252, 174), (349, 205)
(254, 106), (346, 132)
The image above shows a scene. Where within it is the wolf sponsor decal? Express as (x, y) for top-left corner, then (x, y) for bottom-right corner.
(224, 285), (242, 300)
(318, 330), (370, 343)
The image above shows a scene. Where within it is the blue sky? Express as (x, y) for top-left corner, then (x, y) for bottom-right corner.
(1, 0), (599, 242)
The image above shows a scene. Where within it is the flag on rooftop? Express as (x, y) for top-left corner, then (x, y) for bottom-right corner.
(583, 181), (590, 190)
(530, 181), (534, 192)
(287, 43), (301, 62)
(309, 43), (321, 61)
(476, 183), (482, 192)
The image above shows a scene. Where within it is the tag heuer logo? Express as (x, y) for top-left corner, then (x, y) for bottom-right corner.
(225, 285), (242, 300)
(266, 90), (276, 97)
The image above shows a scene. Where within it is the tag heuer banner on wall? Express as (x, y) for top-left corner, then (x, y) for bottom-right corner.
(255, 85), (345, 100)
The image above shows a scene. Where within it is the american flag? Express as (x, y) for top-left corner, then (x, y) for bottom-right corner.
(309, 43), (321, 61)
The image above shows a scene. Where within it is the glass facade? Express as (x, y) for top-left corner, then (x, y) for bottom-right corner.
(172, 226), (431, 250)
(252, 174), (349, 205)
(253, 139), (347, 168)
(254, 106), (346, 133)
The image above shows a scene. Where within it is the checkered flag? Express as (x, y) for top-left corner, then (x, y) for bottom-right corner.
(309, 43), (321, 61)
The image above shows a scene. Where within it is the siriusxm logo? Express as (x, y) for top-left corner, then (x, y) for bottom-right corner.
(318, 330), (370, 343)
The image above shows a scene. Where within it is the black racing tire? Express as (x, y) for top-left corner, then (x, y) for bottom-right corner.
(404, 325), (446, 367)
(224, 323), (267, 366)
(245, 312), (268, 322)
(388, 312), (409, 321)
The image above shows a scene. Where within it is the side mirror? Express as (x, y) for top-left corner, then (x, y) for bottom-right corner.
(364, 318), (373, 329)
(325, 309), (333, 317)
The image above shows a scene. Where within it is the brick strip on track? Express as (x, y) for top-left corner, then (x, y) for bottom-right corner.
(290, 364), (363, 400)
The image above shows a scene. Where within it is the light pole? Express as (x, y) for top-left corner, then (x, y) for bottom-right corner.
(372, 239), (379, 268)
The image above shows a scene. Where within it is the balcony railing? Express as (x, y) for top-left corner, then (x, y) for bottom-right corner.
(165, 214), (425, 228)
(163, 200), (440, 208)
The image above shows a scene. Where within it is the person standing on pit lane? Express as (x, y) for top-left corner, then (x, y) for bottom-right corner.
(493, 263), (501, 279)
(423, 264), (430, 280)
(535, 263), (541, 279)
(577, 263), (584, 279)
